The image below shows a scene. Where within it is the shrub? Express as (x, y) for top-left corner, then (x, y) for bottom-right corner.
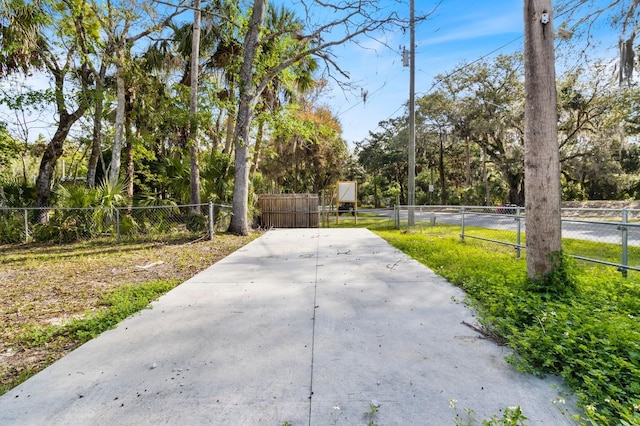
(31, 212), (92, 244)
(186, 212), (208, 233)
(119, 214), (139, 237)
(0, 216), (23, 243)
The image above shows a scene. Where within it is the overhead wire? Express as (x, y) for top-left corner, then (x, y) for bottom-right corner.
(342, 33), (525, 142)
(348, 1), (583, 140)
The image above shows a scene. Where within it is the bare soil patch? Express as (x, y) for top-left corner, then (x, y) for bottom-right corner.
(0, 233), (258, 393)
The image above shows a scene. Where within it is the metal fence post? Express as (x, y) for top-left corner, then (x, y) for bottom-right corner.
(209, 202), (214, 240)
(620, 209), (629, 278)
(394, 205), (400, 229)
(515, 207), (522, 258)
(320, 191), (326, 228)
(24, 208), (29, 243)
(116, 208), (121, 243)
(460, 207), (465, 241)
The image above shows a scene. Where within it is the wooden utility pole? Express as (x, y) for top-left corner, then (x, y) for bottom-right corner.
(523, 0), (562, 278)
(408, 0), (416, 225)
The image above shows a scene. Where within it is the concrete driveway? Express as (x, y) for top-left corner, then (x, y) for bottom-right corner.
(0, 229), (577, 425)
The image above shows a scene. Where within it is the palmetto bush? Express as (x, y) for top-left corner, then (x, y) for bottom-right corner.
(33, 180), (129, 242)
(0, 215), (23, 243)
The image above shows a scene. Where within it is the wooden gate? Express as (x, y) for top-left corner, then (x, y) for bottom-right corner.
(257, 194), (319, 228)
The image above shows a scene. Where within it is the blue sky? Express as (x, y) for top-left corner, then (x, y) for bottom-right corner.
(321, 0), (524, 145)
(0, 0), (623, 147)
(318, 0), (620, 146)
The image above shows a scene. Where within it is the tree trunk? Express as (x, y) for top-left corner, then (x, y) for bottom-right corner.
(523, 0), (562, 278)
(124, 115), (134, 203)
(109, 58), (126, 185)
(482, 157), (491, 205)
(35, 112), (78, 218)
(0, 183), (7, 211)
(87, 64), (107, 188)
(250, 118), (264, 176)
(439, 132), (447, 204)
(373, 173), (380, 208)
(189, 0), (202, 213)
(229, 0), (266, 235)
(465, 137), (471, 187)
(223, 107), (235, 155)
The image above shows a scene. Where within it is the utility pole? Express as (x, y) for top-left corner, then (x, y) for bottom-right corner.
(408, 0), (416, 226)
(523, 0), (562, 278)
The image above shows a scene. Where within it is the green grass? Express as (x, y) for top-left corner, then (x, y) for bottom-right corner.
(3, 280), (179, 394)
(18, 279), (179, 347)
(460, 226), (640, 271)
(1, 233), (257, 397)
(331, 219), (640, 425)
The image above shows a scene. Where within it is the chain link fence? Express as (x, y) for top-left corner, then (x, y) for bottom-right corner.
(0, 202), (232, 245)
(393, 205), (640, 276)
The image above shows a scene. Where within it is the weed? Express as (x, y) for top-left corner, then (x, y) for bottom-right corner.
(330, 404), (343, 425)
(450, 400), (529, 426)
(186, 213), (208, 233)
(524, 251), (578, 297)
(0, 216), (23, 243)
(363, 402), (379, 425)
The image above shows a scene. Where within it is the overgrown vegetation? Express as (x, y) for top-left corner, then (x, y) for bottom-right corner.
(335, 219), (640, 425)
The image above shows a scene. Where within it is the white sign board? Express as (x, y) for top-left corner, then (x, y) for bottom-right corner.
(337, 181), (357, 202)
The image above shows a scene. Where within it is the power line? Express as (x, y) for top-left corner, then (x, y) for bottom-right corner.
(416, 35), (524, 96)
(349, 33), (524, 141)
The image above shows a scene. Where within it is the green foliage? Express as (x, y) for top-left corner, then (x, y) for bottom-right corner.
(524, 251), (578, 298)
(119, 214), (139, 237)
(0, 123), (15, 170)
(363, 403), (379, 426)
(451, 402), (529, 426)
(364, 223), (640, 424)
(186, 212), (207, 233)
(201, 150), (234, 204)
(31, 213), (89, 243)
(1, 180), (37, 206)
(29, 180), (129, 243)
(18, 280), (178, 347)
(0, 87), (55, 111)
(0, 215), (23, 243)
(154, 153), (192, 204)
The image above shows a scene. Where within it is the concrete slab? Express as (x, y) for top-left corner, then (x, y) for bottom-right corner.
(0, 228), (577, 425)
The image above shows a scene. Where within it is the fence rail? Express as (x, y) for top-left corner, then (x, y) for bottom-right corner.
(393, 205), (640, 276)
(0, 202), (232, 245)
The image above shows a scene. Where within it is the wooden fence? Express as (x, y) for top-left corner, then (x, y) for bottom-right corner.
(257, 194), (319, 228)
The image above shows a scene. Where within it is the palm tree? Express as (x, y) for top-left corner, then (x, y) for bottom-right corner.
(142, 1), (241, 208)
(2, 0), (94, 218)
(0, 0), (47, 77)
(188, 0), (202, 212)
(250, 4), (318, 177)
